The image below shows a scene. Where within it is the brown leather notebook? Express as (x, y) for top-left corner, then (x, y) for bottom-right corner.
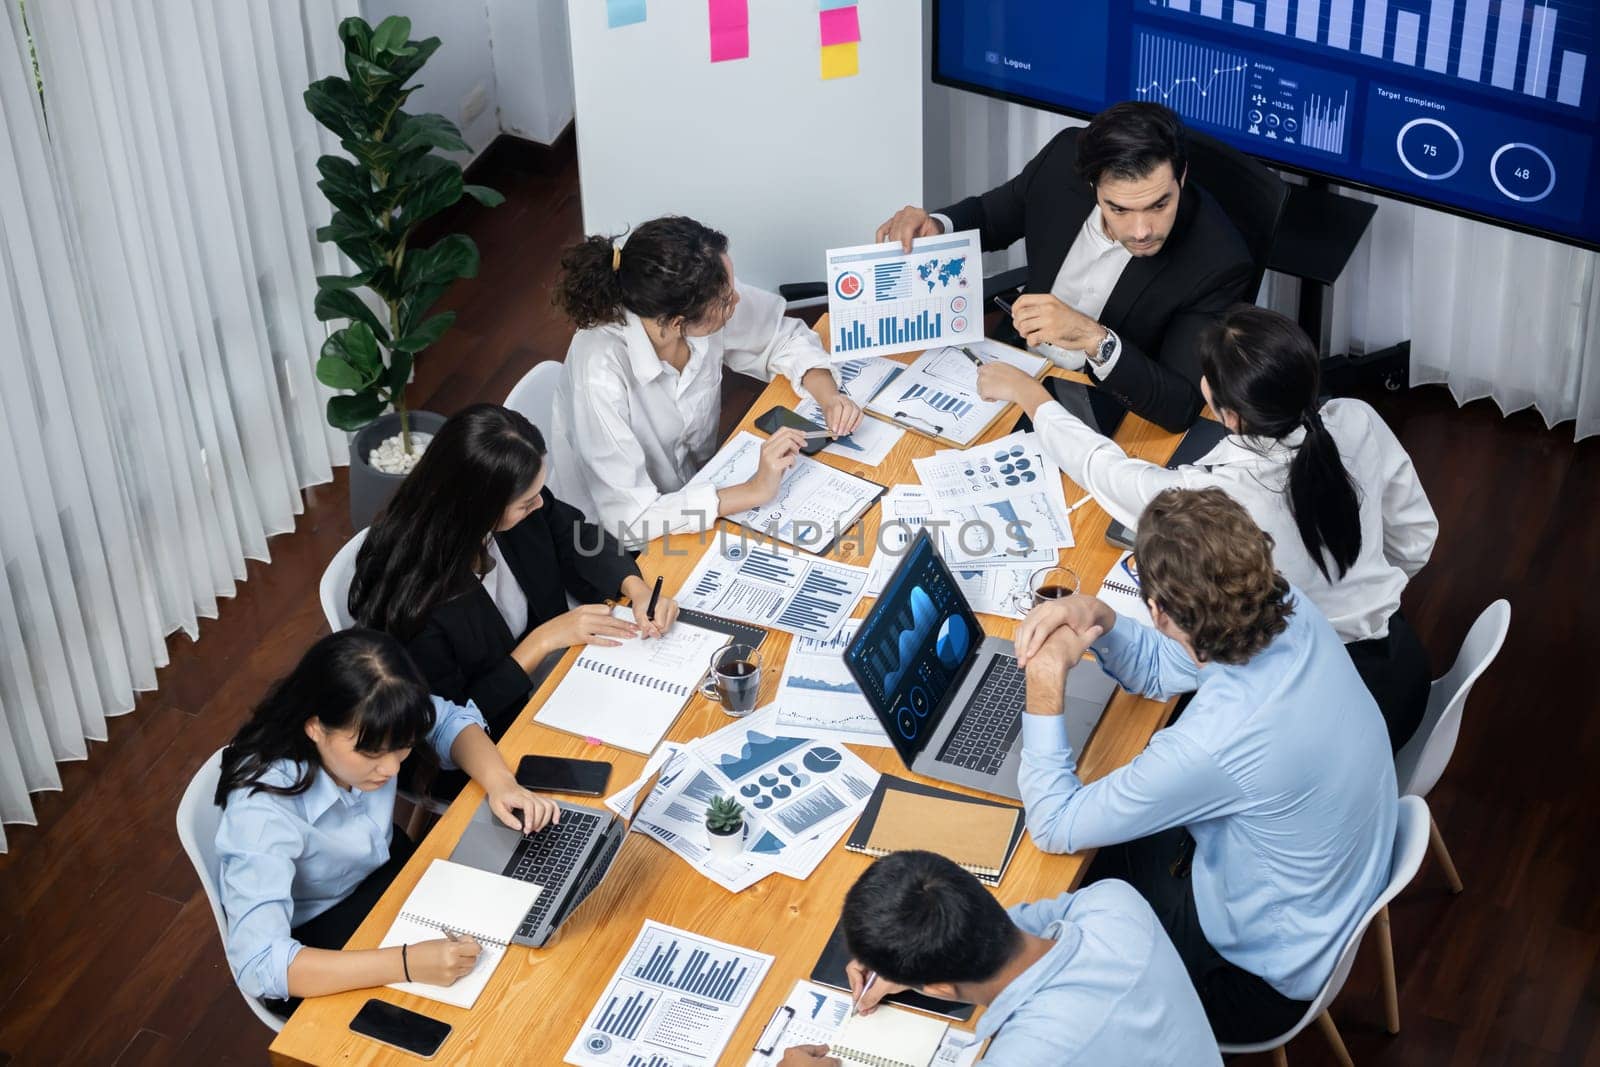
(849, 776), (1023, 884)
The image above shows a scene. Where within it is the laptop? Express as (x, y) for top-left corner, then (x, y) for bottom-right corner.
(843, 530), (1119, 800)
(449, 761), (664, 947)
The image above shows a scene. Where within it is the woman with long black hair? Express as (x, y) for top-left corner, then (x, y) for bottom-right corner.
(548, 215), (863, 545)
(350, 403), (677, 740)
(214, 629), (557, 1012)
(977, 305), (1437, 751)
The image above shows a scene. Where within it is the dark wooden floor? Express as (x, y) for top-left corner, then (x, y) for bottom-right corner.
(1, 142), (1596, 1067)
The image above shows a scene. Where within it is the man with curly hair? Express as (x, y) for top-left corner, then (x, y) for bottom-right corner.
(1013, 487), (1396, 1044)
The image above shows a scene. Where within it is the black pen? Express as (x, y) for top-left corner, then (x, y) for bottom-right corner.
(646, 575), (664, 621)
(959, 345), (988, 367)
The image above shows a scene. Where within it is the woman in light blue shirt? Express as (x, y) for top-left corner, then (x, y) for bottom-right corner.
(213, 630), (559, 1013)
(1014, 488), (1396, 1044)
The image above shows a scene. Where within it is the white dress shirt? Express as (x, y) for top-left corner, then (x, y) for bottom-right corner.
(479, 538), (528, 637)
(1033, 396), (1437, 641)
(549, 280), (833, 545)
(932, 207), (1131, 374)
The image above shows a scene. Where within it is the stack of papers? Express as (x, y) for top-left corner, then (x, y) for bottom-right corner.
(864, 484), (1037, 620)
(773, 621), (890, 748)
(676, 532), (870, 640)
(796, 356), (907, 467)
(607, 708), (881, 892)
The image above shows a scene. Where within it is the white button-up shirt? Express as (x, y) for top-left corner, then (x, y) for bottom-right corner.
(549, 281), (833, 545)
(1034, 396), (1437, 641)
(479, 538), (528, 637)
(933, 206), (1131, 374)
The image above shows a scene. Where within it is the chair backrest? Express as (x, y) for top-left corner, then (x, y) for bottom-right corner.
(319, 527), (369, 633)
(1183, 129), (1289, 298)
(1395, 600), (1510, 799)
(504, 360), (565, 438)
(175, 748), (285, 1032)
(1218, 795), (1431, 1054)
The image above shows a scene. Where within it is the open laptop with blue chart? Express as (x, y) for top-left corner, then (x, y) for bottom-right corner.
(843, 530), (1118, 799)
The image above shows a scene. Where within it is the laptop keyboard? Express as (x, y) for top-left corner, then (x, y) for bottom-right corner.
(936, 655), (1025, 776)
(501, 809), (603, 938)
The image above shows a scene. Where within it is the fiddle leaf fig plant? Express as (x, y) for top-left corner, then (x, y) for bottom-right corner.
(304, 14), (504, 452)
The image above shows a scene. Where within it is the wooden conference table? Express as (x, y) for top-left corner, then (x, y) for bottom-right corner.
(270, 317), (1188, 1066)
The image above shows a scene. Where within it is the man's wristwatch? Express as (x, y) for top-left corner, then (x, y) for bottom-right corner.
(1086, 327), (1118, 369)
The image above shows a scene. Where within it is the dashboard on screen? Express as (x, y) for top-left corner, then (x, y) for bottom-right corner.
(933, 0), (1599, 251)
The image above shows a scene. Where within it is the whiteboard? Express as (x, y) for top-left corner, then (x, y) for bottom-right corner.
(566, 0), (924, 291)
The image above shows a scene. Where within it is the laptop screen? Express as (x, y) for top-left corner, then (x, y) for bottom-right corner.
(844, 530), (983, 767)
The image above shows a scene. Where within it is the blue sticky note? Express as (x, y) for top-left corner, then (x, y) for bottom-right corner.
(818, 0), (858, 8)
(607, 0), (647, 28)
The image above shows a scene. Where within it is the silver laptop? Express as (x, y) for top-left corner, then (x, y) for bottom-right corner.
(843, 530), (1118, 800)
(449, 763), (663, 947)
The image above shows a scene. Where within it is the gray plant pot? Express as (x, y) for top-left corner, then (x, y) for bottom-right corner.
(349, 410), (448, 530)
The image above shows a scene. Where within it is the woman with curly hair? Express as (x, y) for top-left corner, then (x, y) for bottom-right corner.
(1010, 487), (1396, 1045)
(546, 216), (862, 547)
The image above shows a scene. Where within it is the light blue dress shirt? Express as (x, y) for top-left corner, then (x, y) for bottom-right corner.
(1019, 590), (1397, 1001)
(214, 696), (487, 1000)
(977, 880), (1221, 1066)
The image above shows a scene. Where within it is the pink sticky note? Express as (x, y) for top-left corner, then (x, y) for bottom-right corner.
(708, 0), (748, 30)
(819, 6), (860, 46)
(710, 25), (749, 61)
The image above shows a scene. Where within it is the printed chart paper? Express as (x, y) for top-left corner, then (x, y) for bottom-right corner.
(826, 232), (983, 361)
(774, 622), (890, 747)
(678, 535), (869, 639)
(567, 921), (772, 1067)
(865, 345), (1010, 447)
(796, 357), (906, 467)
(745, 981), (982, 1067)
(691, 432), (883, 553)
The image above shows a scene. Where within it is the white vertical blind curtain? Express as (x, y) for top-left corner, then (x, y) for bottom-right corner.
(0, 0), (357, 851)
(924, 81), (1600, 441)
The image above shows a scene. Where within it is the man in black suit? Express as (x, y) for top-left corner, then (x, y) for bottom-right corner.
(876, 102), (1252, 431)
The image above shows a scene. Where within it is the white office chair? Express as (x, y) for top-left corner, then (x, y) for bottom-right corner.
(176, 748), (286, 1033)
(1218, 795), (1432, 1066)
(503, 360), (564, 436)
(318, 527), (446, 828)
(318, 527), (369, 633)
(1393, 600), (1511, 894)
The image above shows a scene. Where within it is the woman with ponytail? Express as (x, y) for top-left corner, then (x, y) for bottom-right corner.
(350, 403), (676, 743)
(548, 216), (862, 545)
(213, 630), (557, 1013)
(978, 305), (1436, 750)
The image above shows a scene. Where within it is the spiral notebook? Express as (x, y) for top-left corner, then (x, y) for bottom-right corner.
(830, 1004), (949, 1067)
(845, 775), (1024, 886)
(377, 858), (541, 1009)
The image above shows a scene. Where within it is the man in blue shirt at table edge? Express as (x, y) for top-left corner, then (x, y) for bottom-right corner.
(1012, 486), (1397, 1045)
(779, 850), (1220, 1067)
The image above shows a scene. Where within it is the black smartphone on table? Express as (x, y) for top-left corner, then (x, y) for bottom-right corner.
(349, 999), (451, 1059)
(516, 755), (613, 797)
(752, 405), (831, 455)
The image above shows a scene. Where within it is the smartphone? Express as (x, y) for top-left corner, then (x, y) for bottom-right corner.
(517, 755), (613, 797)
(752, 405), (830, 455)
(349, 999), (451, 1059)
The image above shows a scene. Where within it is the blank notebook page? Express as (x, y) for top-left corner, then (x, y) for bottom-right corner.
(376, 858), (540, 1010)
(830, 1005), (949, 1067)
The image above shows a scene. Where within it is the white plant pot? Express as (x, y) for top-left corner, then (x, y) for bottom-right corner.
(706, 823), (746, 862)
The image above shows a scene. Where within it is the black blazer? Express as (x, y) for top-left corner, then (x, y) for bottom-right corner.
(403, 489), (639, 738)
(938, 127), (1253, 431)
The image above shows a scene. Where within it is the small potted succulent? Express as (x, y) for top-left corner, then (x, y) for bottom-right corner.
(704, 795), (747, 861)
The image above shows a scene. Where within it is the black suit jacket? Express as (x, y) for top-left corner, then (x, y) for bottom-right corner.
(404, 489), (639, 738)
(938, 127), (1253, 430)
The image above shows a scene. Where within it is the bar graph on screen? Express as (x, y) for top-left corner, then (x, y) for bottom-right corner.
(1153, 0), (1590, 109)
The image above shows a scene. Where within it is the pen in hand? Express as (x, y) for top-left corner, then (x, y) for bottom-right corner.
(646, 575), (664, 622)
(959, 345), (988, 368)
(851, 972), (878, 1016)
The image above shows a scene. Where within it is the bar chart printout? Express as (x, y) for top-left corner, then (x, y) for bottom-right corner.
(825, 230), (984, 359)
(1156, 0), (1591, 110)
(565, 921), (774, 1067)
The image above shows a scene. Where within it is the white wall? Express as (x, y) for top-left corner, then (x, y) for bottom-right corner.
(488, 0), (575, 145)
(567, 0), (923, 291)
(358, 0), (576, 158)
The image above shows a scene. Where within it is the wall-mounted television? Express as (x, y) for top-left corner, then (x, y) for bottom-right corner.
(933, 0), (1599, 251)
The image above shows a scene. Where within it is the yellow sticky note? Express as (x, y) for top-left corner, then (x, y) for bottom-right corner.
(820, 41), (859, 80)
